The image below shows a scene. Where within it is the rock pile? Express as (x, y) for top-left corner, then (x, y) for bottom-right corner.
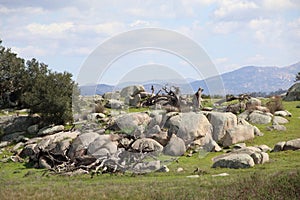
(212, 144), (270, 169)
(0, 107), (269, 174)
(0, 88), (294, 174)
(273, 138), (300, 152)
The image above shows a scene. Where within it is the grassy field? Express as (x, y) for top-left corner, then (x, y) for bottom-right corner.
(0, 101), (299, 200)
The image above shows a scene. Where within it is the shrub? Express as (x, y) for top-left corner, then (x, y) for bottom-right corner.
(94, 102), (105, 113)
(22, 59), (75, 125)
(266, 96), (284, 114)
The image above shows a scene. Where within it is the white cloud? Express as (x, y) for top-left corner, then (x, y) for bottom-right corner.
(26, 22), (74, 38)
(0, 5), (44, 15)
(212, 21), (240, 34)
(62, 47), (92, 56)
(248, 18), (283, 44)
(262, 0), (296, 10)
(130, 20), (151, 27)
(11, 45), (47, 58)
(214, 0), (259, 19)
(93, 22), (126, 35)
(1, 0), (299, 77)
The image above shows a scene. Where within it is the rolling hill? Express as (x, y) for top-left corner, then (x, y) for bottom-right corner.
(80, 62), (300, 95)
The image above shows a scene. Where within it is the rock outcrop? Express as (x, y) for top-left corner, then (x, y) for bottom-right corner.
(284, 83), (300, 101)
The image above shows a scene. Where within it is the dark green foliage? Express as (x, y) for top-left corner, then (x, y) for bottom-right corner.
(22, 59), (75, 125)
(0, 40), (76, 125)
(0, 41), (26, 108)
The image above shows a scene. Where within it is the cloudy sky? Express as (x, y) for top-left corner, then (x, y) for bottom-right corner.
(1, 0), (300, 85)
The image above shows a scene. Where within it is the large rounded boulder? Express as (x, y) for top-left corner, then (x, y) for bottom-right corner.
(165, 112), (212, 144)
(284, 83), (300, 101)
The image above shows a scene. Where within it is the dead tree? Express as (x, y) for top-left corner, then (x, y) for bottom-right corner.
(141, 85), (181, 111)
(192, 87), (204, 111)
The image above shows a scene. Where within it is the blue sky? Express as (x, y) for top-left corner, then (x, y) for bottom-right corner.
(0, 0), (299, 85)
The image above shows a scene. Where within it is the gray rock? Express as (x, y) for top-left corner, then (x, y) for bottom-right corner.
(246, 97), (261, 110)
(166, 112), (212, 144)
(0, 141), (10, 148)
(103, 92), (120, 100)
(222, 125), (255, 147)
(133, 160), (160, 173)
(274, 110), (292, 117)
(124, 96), (132, 105)
(212, 153), (255, 169)
(50, 139), (72, 156)
(19, 143), (38, 159)
(118, 137), (134, 149)
(27, 124), (39, 134)
(250, 151), (269, 164)
(266, 125), (286, 131)
(87, 113), (106, 122)
(156, 165), (169, 172)
(233, 143), (246, 150)
(131, 138), (163, 153)
(273, 141), (286, 152)
(3, 115), (40, 135)
(192, 133), (222, 152)
(260, 152), (269, 164)
(257, 144), (272, 152)
(120, 85), (145, 98)
(238, 118), (250, 126)
(273, 116), (289, 124)
(130, 94), (141, 107)
(146, 125), (161, 136)
(163, 134), (186, 156)
(87, 135), (118, 158)
(250, 152), (262, 164)
(12, 142), (24, 152)
(207, 112), (237, 143)
(283, 138), (300, 151)
(238, 110), (250, 121)
(253, 126), (264, 136)
(1, 131), (25, 142)
(254, 106), (270, 113)
(284, 82), (300, 101)
(151, 131), (169, 146)
(67, 132), (100, 160)
(39, 157), (52, 169)
(105, 99), (124, 109)
(37, 125), (64, 136)
(114, 112), (150, 133)
(177, 167), (184, 172)
(148, 110), (165, 128)
(132, 125), (145, 139)
(34, 131), (79, 155)
(248, 111), (272, 124)
(232, 146), (262, 155)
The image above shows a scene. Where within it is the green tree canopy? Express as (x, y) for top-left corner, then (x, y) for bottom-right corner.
(0, 40), (26, 107)
(0, 40), (76, 125)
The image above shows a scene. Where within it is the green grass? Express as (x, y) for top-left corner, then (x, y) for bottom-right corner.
(0, 101), (300, 199)
(246, 101), (300, 148)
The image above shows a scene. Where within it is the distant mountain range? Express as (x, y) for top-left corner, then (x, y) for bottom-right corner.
(80, 62), (300, 95)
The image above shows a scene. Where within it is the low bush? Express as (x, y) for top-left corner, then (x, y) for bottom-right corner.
(266, 96), (284, 114)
